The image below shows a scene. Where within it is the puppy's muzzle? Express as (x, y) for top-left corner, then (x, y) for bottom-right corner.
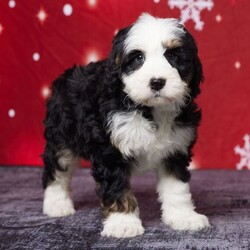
(149, 78), (166, 91)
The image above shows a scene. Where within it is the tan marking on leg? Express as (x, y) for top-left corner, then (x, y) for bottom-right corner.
(102, 191), (138, 218)
(115, 56), (121, 65)
(56, 149), (80, 171)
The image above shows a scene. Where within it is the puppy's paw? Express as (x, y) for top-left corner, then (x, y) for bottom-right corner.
(163, 211), (210, 231)
(101, 212), (145, 238)
(43, 197), (75, 217)
(43, 184), (75, 217)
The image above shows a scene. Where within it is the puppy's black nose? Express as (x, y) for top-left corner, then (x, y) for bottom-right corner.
(149, 78), (166, 91)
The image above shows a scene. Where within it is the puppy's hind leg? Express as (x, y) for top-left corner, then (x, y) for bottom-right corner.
(43, 145), (80, 217)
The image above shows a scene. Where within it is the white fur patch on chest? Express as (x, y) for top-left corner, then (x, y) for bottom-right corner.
(107, 111), (157, 158)
(107, 110), (195, 164)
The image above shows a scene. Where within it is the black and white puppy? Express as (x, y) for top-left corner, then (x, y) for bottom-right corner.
(42, 13), (210, 238)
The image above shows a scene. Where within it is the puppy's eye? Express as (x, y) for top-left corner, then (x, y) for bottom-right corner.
(164, 49), (178, 61)
(127, 51), (145, 65)
(135, 53), (144, 63)
(167, 52), (177, 59)
(165, 50), (177, 60)
(122, 50), (145, 74)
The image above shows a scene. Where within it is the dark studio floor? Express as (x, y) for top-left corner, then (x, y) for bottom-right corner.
(0, 167), (249, 250)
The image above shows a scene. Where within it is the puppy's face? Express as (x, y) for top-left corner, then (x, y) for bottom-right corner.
(113, 14), (203, 107)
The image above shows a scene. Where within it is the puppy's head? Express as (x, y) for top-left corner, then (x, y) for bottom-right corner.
(110, 13), (203, 107)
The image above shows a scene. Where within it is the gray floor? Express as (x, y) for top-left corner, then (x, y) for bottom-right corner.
(0, 167), (249, 250)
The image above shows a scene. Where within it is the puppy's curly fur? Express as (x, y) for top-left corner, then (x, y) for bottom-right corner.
(42, 14), (209, 238)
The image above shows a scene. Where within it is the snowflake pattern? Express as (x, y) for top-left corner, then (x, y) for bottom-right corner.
(168, 0), (214, 30)
(234, 134), (250, 170)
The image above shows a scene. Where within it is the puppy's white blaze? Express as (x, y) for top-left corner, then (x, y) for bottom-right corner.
(123, 62), (187, 107)
(101, 211), (144, 238)
(125, 13), (185, 53)
(122, 14), (187, 107)
(157, 173), (210, 230)
(108, 111), (156, 157)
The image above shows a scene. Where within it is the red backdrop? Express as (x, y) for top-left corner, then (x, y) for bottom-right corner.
(0, 0), (250, 170)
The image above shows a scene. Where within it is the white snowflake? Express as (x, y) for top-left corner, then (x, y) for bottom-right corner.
(168, 0), (214, 31)
(234, 134), (250, 170)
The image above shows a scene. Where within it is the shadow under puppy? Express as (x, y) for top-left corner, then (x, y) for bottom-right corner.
(42, 13), (210, 238)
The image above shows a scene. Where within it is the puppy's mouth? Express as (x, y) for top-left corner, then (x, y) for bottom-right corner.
(152, 91), (173, 101)
(153, 91), (161, 98)
(143, 92), (175, 106)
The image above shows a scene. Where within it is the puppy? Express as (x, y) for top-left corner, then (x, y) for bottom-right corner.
(42, 13), (210, 238)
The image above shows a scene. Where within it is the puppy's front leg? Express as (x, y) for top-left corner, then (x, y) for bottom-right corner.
(91, 152), (144, 238)
(157, 156), (210, 231)
(101, 191), (144, 238)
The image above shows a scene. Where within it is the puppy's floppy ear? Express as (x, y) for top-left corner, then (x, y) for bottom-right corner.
(109, 26), (131, 67)
(190, 54), (204, 98)
(183, 28), (204, 98)
(104, 26), (132, 94)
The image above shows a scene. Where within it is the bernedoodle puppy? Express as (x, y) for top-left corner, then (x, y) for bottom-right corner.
(42, 13), (210, 238)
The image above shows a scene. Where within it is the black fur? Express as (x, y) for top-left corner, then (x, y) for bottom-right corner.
(164, 101), (202, 183)
(42, 20), (203, 209)
(164, 28), (203, 98)
(121, 50), (145, 75)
